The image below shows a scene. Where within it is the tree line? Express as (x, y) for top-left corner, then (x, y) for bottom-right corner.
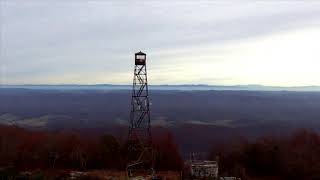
(210, 129), (320, 180)
(0, 125), (183, 172)
(1, 124), (320, 179)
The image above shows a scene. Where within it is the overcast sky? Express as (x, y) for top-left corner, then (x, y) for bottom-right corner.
(1, 1), (320, 86)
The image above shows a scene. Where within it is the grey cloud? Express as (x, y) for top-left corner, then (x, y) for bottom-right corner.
(1, 1), (320, 84)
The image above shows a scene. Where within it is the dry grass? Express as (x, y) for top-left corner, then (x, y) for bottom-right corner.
(86, 170), (127, 179)
(156, 171), (181, 180)
(247, 176), (283, 180)
(85, 170), (181, 180)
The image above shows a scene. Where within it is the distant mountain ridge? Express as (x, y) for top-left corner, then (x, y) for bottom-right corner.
(1, 84), (320, 91)
(1, 88), (320, 152)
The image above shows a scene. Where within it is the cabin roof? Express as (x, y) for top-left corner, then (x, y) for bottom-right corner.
(135, 51), (146, 55)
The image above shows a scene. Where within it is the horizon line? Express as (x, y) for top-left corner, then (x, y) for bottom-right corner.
(1, 84), (320, 88)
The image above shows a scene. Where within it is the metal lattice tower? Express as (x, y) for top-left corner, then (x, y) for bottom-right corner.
(127, 51), (153, 175)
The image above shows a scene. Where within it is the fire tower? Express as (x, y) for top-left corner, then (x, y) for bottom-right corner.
(127, 51), (153, 176)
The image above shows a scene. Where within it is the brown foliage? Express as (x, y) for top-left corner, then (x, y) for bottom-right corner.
(0, 125), (182, 172)
(153, 130), (183, 171)
(209, 129), (320, 180)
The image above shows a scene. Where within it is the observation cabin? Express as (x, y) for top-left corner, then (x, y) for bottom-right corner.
(135, 51), (146, 65)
